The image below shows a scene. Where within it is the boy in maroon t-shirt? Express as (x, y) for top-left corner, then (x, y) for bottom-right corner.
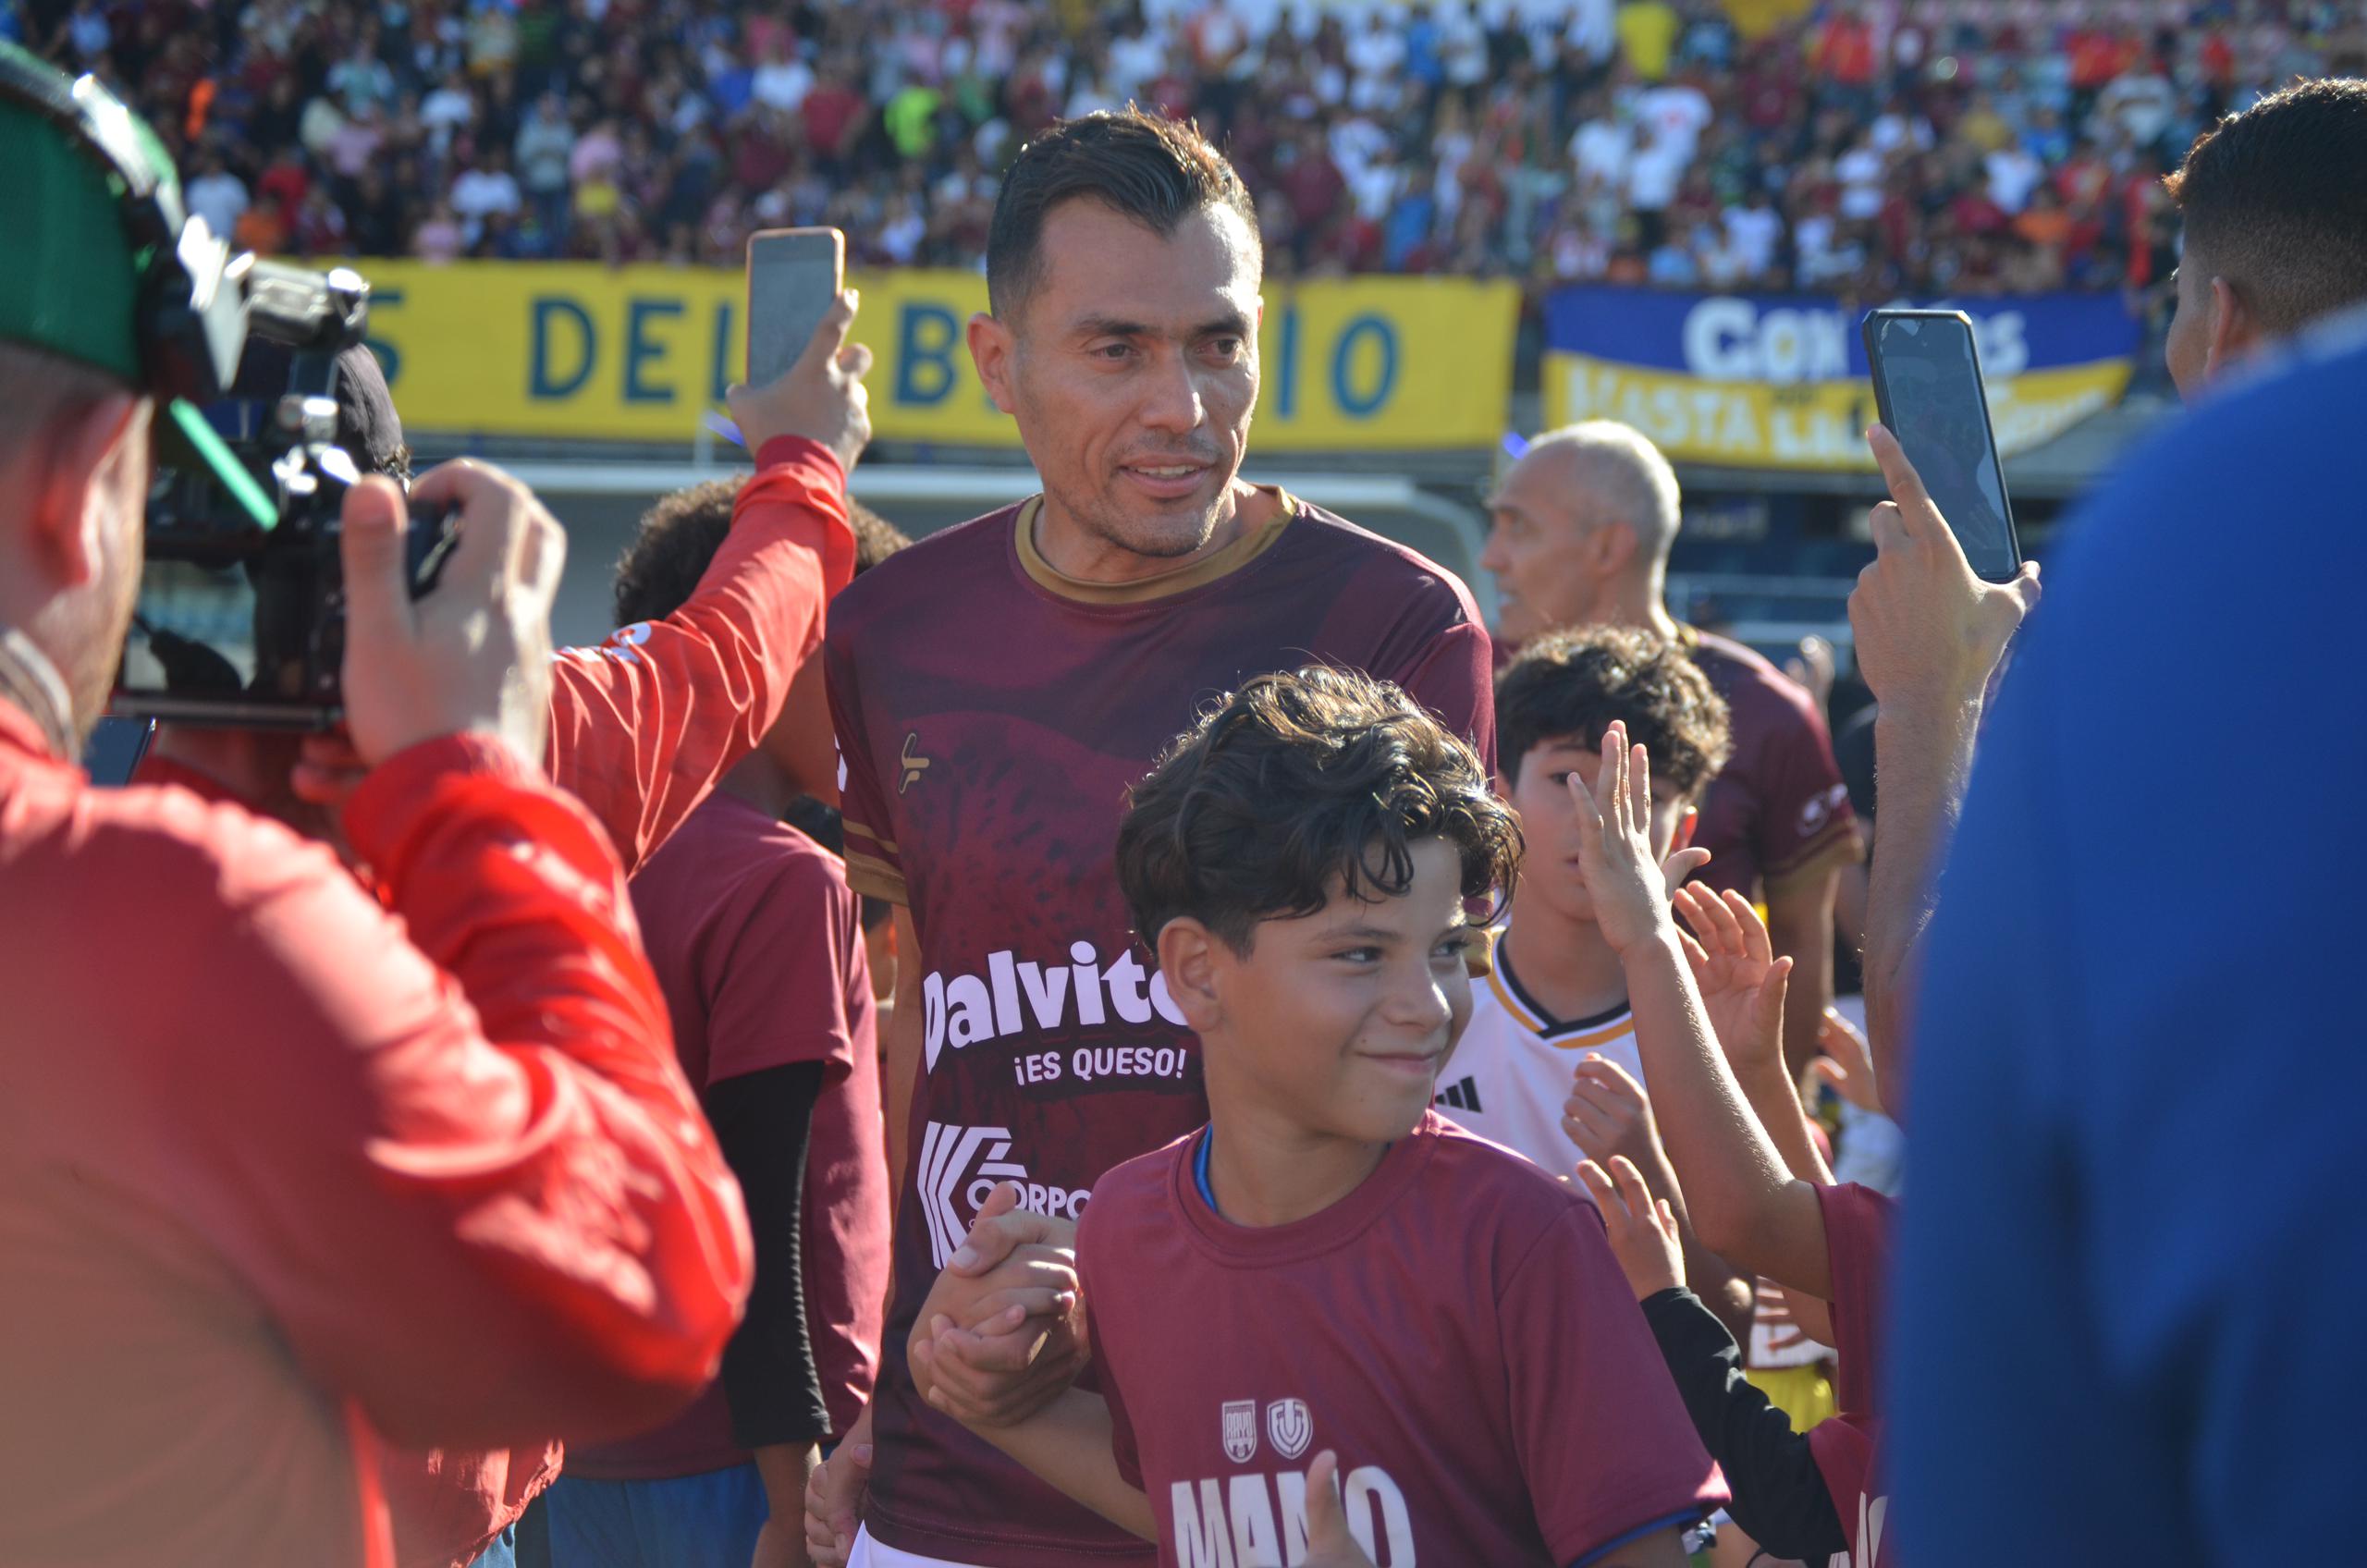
(548, 486), (912, 1568)
(914, 668), (1723, 1566)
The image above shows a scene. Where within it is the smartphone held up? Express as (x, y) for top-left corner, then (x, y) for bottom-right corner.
(1860, 309), (2024, 582)
(746, 227), (847, 388)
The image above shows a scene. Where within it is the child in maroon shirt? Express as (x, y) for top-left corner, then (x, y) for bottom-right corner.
(914, 668), (1723, 1565)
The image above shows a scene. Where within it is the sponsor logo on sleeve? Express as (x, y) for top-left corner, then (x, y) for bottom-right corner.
(594, 620), (654, 667)
(1221, 1400), (1258, 1464)
(899, 730), (932, 793)
(1797, 781), (1850, 838)
(915, 1121), (1092, 1268)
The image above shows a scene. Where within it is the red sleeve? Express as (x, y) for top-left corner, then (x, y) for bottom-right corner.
(825, 617), (904, 906)
(1751, 678), (1858, 898)
(146, 736), (753, 1451)
(1502, 1204), (1726, 1561)
(1389, 619), (1498, 777)
(546, 437), (854, 875)
(1812, 1182), (1895, 1418)
(701, 850), (862, 1087)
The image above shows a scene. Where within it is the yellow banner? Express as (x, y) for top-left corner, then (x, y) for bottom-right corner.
(1541, 352), (2134, 471)
(352, 262), (1515, 451)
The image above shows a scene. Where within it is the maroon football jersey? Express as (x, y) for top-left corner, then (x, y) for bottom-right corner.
(1082, 1115), (1726, 1567)
(1681, 628), (1859, 900)
(825, 492), (1493, 1565)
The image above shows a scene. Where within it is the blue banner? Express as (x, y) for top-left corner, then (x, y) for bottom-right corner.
(1541, 288), (2143, 470)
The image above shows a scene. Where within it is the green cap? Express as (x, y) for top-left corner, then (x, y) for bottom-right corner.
(0, 45), (273, 530)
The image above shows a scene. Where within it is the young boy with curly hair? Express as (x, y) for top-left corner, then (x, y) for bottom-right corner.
(916, 667), (1723, 1566)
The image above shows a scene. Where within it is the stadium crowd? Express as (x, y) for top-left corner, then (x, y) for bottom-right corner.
(15, 0), (2361, 300)
(6, 15), (2367, 1568)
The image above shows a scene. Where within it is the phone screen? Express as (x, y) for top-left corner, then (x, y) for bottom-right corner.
(746, 229), (845, 389)
(1865, 312), (2021, 582)
(81, 716), (154, 786)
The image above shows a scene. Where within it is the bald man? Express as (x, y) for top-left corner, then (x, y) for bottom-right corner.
(1480, 422), (1858, 1076)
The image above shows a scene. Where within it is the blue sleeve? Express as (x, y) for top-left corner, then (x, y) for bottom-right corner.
(1892, 339), (2367, 1568)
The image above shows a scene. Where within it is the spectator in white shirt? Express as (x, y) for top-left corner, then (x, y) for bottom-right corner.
(184, 153), (250, 244)
(1626, 124), (1689, 246)
(1723, 186), (1784, 278)
(751, 43), (814, 113)
(1835, 136), (1886, 220)
(1570, 104), (1635, 190)
(1636, 77), (1713, 160)
(419, 70), (475, 159)
(450, 149), (522, 248)
(1984, 142), (2044, 214)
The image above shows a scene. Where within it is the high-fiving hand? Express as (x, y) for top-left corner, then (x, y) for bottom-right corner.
(1671, 883), (1792, 1081)
(1576, 1155), (1687, 1301)
(1567, 721), (1710, 957)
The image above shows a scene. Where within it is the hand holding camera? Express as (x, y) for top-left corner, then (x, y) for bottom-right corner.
(338, 461), (564, 773)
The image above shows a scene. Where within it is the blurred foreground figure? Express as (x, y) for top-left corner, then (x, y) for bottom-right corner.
(1894, 319), (2367, 1563)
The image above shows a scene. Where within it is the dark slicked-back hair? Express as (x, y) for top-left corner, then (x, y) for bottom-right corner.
(1116, 667), (1521, 955)
(1496, 628), (1732, 799)
(614, 481), (910, 627)
(986, 107), (1259, 321)
(2165, 78), (2367, 335)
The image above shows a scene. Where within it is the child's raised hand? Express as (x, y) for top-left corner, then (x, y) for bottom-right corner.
(1563, 1053), (1666, 1172)
(1672, 882), (1792, 1080)
(1568, 721), (1710, 956)
(1810, 1007), (1886, 1115)
(1576, 1157), (1687, 1301)
(1300, 1451), (1380, 1568)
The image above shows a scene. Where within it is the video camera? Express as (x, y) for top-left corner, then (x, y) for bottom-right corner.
(112, 261), (455, 729)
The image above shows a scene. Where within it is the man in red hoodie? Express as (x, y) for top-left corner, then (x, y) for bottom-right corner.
(138, 255), (871, 1568)
(0, 50), (766, 1568)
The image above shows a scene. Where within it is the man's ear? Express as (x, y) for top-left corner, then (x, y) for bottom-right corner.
(1672, 805), (1699, 854)
(967, 311), (1018, 416)
(1594, 519), (1642, 579)
(31, 391), (144, 590)
(1156, 917), (1227, 1033)
(2205, 275), (2258, 376)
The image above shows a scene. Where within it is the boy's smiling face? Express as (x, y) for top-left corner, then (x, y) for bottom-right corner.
(1173, 838), (1478, 1143)
(1505, 738), (1695, 928)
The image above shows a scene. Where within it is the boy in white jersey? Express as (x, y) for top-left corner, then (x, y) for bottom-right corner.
(1443, 628), (1751, 1331)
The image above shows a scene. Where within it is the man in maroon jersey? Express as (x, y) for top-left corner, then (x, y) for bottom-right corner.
(1479, 421), (1857, 1075)
(811, 109), (1494, 1568)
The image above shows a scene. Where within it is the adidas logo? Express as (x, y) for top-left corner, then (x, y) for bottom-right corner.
(1434, 1075), (1484, 1114)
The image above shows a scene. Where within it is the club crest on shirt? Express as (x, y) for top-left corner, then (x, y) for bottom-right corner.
(1221, 1400), (1257, 1464)
(1266, 1398), (1312, 1461)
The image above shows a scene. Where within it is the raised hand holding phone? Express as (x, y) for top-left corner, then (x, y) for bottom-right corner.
(1849, 424), (2041, 715)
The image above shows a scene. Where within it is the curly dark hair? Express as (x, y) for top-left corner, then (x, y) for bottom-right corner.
(2165, 77), (2367, 335)
(613, 482), (911, 627)
(1495, 628), (1733, 799)
(1116, 666), (1522, 954)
